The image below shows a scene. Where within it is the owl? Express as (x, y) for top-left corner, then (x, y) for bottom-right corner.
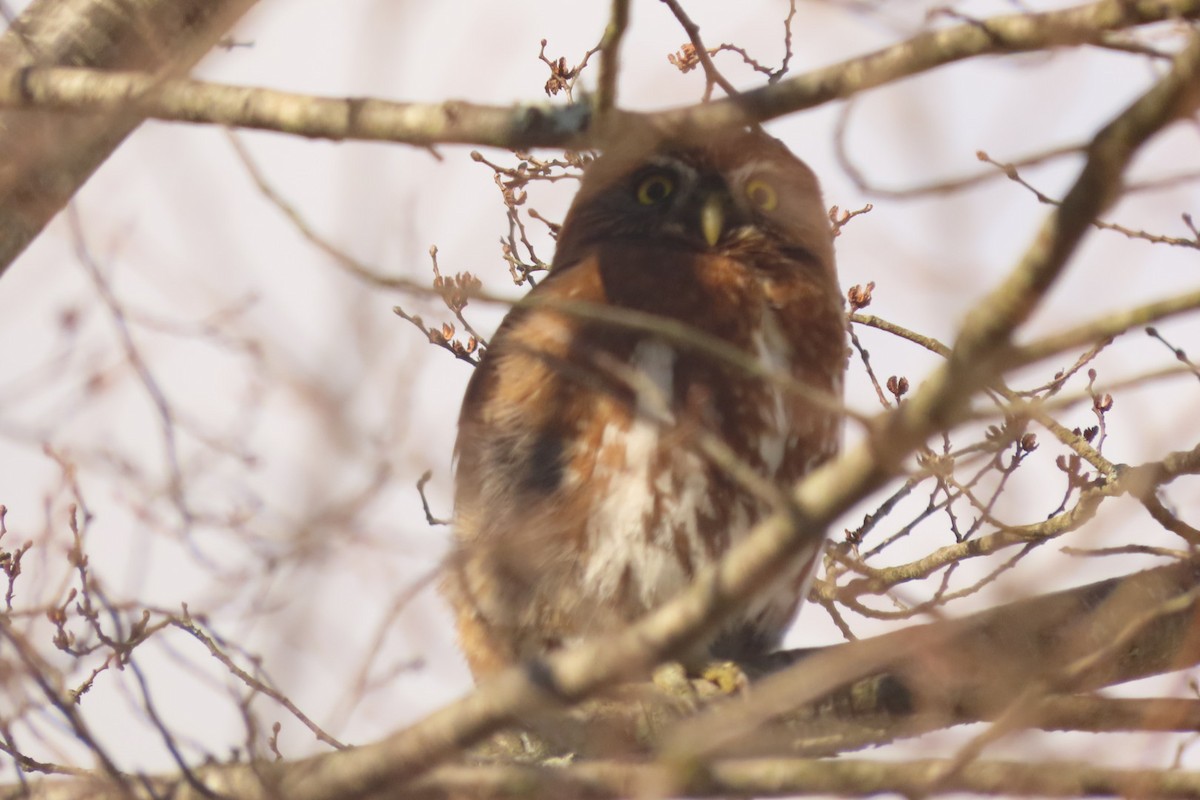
(445, 127), (845, 680)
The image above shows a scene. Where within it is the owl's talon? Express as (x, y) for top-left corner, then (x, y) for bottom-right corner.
(652, 659), (750, 707)
(700, 660), (750, 696)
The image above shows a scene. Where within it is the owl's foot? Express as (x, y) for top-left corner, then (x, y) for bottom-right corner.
(641, 661), (751, 744)
(652, 660), (750, 707)
(699, 660), (750, 696)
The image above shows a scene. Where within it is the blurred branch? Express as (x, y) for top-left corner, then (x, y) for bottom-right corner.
(594, 0), (629, 115)
(0, 0), (1195, 152)
(0, 0), (260, 276)
(394, 757), (1200, 800)
(227, 131), (434, 295)
(926, 31), (1200, 398)
(835, 99), (1084, 198)
(1001, 286), (1200, 370)
(171, 610), (348, 751)
(9, 561), (1200, 798)
(667, 560), (1200, 760)
(65, 206), (194, 531)
(15, 757), (1200, 799)
(978, 151), (1200, 250)
(1028, 695), (1200, 732)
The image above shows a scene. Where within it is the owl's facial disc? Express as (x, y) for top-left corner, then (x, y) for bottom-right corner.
(689, 180), (761, 251)
(672, 169), (776, 251)
(645, 172), (751, 251)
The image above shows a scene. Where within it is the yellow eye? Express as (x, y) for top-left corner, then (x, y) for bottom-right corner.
(745, 178), (778, 211)
(635, 173), (675, 205)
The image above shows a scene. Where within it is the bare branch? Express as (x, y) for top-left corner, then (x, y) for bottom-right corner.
(17, 756), (1200, 799)
(667, 560), (1200, 760)
(660, 0), (741, 99)
(172, 609), (348, 751)
(1002, 290), (1200, 369)
(979, 151), (1200, 250)
(594, 0), (630, 115)
(0, 0), (1194, 155)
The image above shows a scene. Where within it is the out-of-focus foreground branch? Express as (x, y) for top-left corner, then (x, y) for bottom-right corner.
(18, 758), (1200, 799)
(6, 560), (1200, 799)
(0, 0), (258, 277)
(0, 0), (1194, 155)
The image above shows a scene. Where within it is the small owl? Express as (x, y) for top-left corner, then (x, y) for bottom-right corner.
(445, 127), (845, 679)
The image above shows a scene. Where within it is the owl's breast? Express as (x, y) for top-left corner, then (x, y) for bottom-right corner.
(565, 324), (817, 631)
(453, 247), (842, 655)
(569, 339), (718, 615)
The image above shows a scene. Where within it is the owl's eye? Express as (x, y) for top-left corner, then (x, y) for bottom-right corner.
(745, 178), (778, 212)
(635, 173), (675, 205)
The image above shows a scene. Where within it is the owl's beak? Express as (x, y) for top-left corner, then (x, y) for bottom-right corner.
(700, 194), (724, 248)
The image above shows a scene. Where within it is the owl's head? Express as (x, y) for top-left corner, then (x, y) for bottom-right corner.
(552, 128), (835, 278)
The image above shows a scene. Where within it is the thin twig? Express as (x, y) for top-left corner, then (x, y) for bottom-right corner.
(659, 0), (742, 99)
(980, 151), (1200, 250)
(172, 609), (347, 751)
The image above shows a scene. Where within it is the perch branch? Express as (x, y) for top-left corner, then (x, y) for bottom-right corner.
(0, 0), (1194, 152)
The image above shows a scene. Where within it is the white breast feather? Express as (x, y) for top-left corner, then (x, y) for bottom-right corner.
(577, 327), (816, 641)
(752, 308), (792, 474)
(582, 340), (711, 607)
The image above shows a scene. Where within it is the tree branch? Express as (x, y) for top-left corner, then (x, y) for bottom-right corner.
(6, 559), (1200, 798)
(0, 0), (1194, 156)
(16, 755), (1200, 798)
(667, 559), (1200, 759)
(594, 0), (629, 115)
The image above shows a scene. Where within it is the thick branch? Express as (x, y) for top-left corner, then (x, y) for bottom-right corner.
(6, 561), (1200, 798)
(0, 0), (1195, 154)
(668, 559), (1200, 758)
(1003, 286), (1200, 370)
(16, 756), (1200, 799)
(308, 757), (1200, 799)
(594, 0), (629, 114)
